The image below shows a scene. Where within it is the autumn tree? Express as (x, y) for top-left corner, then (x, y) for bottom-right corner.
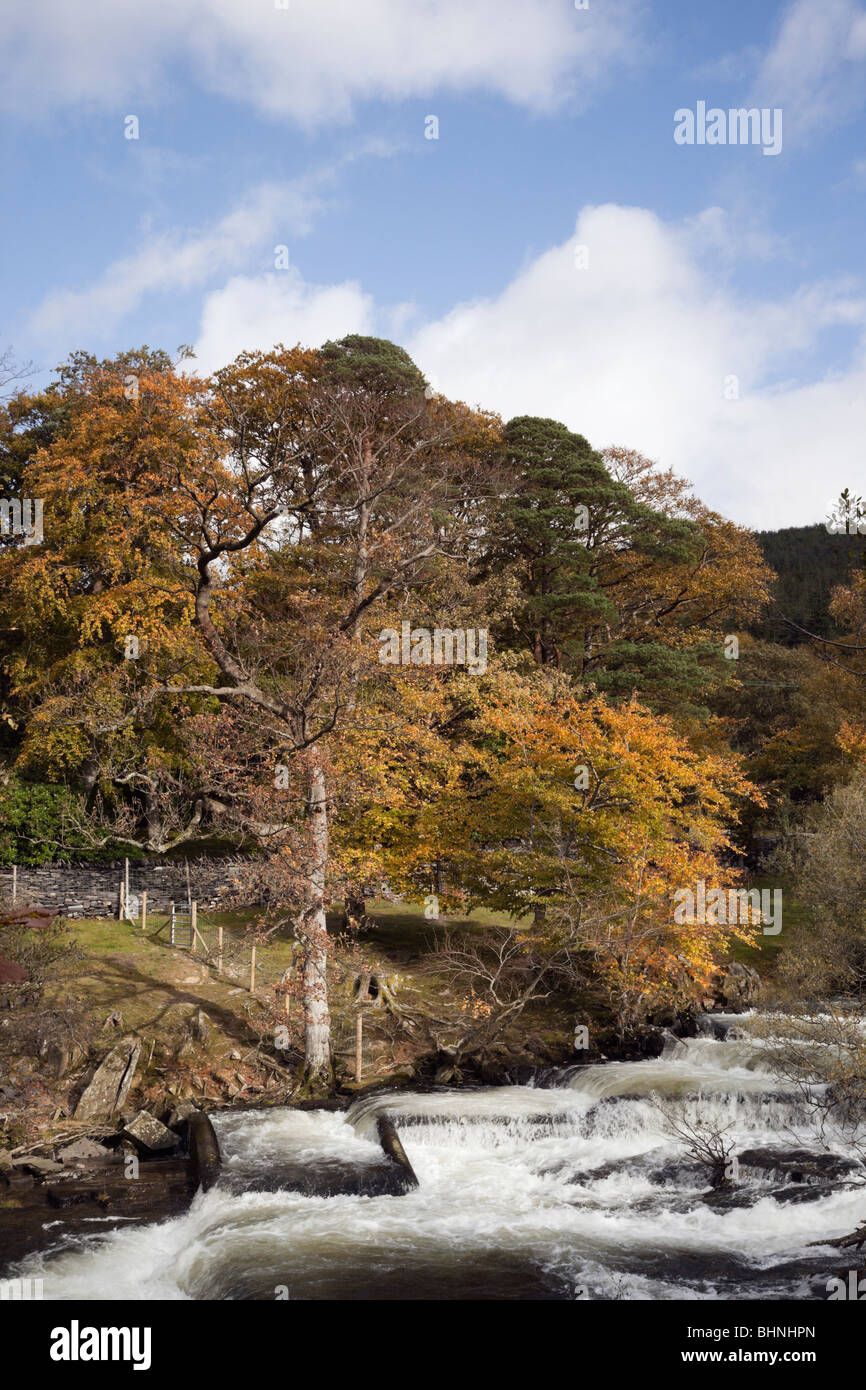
(0, 350), (220, 854)
(415, 661), (761, 1036)
(0, 340), (782, 1078)
(478, 427), (771, 719)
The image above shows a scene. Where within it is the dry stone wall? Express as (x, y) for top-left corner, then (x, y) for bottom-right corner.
(0, 858), (257, 917)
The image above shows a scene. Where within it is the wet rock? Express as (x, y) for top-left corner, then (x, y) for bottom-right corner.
(736, 1146), (861, 1185)
(702, 1183), (841, 1210)
(12, 1155), (64, 1176)
(695, 1016), (732, 1039)
(75, 1035), (142, 1119)
(122, 1110), (180, 1155)
(187, 1112), (220, 1192)
(708, 961), (761, 1011)
(376, 1115), (419, 1188)
(220, 1156), (412, 1199)
(164, 1100), (198, 1133)
(640, 1027), (668, 1058)
(57, 1138), (112, 1166)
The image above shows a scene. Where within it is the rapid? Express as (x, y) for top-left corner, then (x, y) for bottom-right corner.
(11, 1012), (865, 1300)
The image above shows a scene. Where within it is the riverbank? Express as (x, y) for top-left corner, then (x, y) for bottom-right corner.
(6, 1010), (865, 1302)
(0, 894), (779, 1280)
(0, 896), (777, 1150)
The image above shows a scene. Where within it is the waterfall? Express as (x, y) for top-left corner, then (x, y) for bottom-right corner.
(9, 1011), (865, 1301)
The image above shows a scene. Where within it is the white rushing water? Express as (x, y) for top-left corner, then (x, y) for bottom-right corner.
(11, 1013), (866, 1300)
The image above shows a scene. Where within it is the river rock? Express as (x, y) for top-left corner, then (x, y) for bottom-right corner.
(164, 1100), (198, 1132)
(12, 1155), (65, 1176)
(736, 1146), (860, 1185)
(57, 1138), (112, 1166)
(75, 1035), (142, 1119)
(122, 1111), (179, 1154)
(708, 961), (761, 1011)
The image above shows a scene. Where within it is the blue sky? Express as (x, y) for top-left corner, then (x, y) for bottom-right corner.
(2, 0), (866, 526)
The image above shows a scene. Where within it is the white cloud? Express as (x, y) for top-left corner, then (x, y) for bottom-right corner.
(404, 204), (866, 528)
(752, 0), (866, 138)
(29, 181), (325, 342)
(1, 0), (645, 124)
(30, 184), (866, 529)
(193, 267), (374, 374)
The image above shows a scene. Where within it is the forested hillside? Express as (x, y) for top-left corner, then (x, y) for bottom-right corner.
(750, 522), (866, 643)
(2, 340), (866, 1080)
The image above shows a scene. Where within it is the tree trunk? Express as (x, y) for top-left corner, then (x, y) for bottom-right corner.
(342, 892), (368, 931)
(300, 748), (333, 1090)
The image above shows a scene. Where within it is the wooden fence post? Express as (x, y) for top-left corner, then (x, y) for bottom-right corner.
(119, 874), (125, 922)
(191, 900), (197, 952)
(217, 925), (223, 976)
(140, 890), (147, 932)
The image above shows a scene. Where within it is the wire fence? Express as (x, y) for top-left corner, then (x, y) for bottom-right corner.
(135, 900), (292, 1002)
(126, 898), (378, 1070)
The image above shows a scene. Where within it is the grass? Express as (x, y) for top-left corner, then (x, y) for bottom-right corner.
(65, 878), (789, 1017)
(56, 900), (507, 1055)
(36, 884), (794, 1099)
(725, 873), (801, 973)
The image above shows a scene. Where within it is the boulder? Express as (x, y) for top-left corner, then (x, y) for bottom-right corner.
(736, 1146), (860, 1185)
(74, 1035), (142, 1119)
(708, 961), (761, 1011)
(12, 1155), (64, 1176)
(189, 1008), (211, 1044)
(57, 1138), (112, 1166)
(122, 1110), (179, 1154)
(164, 1100), (198, 1132)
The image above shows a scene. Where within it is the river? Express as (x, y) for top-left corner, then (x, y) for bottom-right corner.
(11, 1011), (865, 1300)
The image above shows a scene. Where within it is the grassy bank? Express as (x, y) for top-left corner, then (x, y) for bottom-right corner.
(0, 883), (795, 1154)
